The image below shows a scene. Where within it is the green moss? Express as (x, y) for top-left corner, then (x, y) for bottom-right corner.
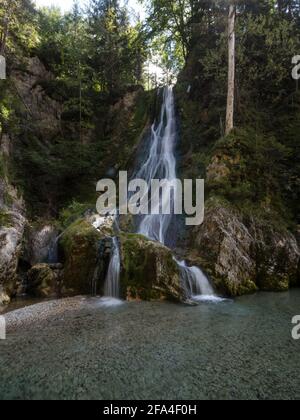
(258, 276), (289, 292)
(0, 211), (14, 228)
(119, 233), (182, 301)
(59, 201), (95, 230)
(60, 219), (103, 295)
(213, 275), (258, 297)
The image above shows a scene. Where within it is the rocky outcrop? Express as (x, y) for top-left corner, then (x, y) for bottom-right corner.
(189, 200), (300, 296)
(11, 57), (62, 137)
(120, 233), (184, 302)
(27, 263), (63, 298)
(0, 121), (27, 304)
(0, 210), (26, 301)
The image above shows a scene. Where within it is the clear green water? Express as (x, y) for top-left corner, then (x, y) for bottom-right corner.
(0, 291), (300, 400)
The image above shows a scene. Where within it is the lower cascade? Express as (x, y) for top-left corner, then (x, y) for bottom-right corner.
(103, 237), (121, 299)
(177, 260), (221, 302)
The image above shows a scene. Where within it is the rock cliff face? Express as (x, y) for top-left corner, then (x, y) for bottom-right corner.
(0, 127), (26, 304)
(189, 200), (300, 296)
(11, 56), (62, 137)
(0, 210), (26, 304)
(0, 55), (62, 304)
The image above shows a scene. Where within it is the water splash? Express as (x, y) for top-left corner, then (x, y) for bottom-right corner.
(177, 260), (224, 303)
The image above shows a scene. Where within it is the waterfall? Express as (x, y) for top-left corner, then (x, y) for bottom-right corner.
(103, 237), (121, 298)
(47, 237), (59, 264)
(134, 86), (219, 302)
(177, 260), (220, 302)
(134, 87), (177, 245)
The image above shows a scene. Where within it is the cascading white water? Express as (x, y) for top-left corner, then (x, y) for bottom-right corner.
(103, 237), (121, 298)
(177, 260), (221, 302)
(135, 87), (178, 245)
(135, 86), (218, 301)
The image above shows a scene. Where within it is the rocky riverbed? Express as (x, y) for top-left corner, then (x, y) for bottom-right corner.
(0, 291), (299, 400)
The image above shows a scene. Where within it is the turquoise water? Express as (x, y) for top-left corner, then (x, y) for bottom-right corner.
(0, 291), (300, 400)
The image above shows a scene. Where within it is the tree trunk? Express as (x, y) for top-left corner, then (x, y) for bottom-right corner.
(225, 3), (236, 136)
(0, 19), (9, 55)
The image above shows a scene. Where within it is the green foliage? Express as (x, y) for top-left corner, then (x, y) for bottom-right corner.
(59, 201), (95, 230)
(0, 210), (14, 227)
(0, 0), (39, 55)
(207, 128), (289, 209)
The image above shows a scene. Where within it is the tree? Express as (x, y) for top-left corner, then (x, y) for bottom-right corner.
(225, 2), (236, 135)
(0, 0), (37, 55)
(142, 0), (192, 63)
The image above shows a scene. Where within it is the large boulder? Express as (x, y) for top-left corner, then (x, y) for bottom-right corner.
(27, 263), (63, 298)
(189, 200), (300, 296)
(190, 203), (257, 296)
(119, 233), (184, 302)
(59, 216), (114, 296)
(0, 210), (26, 302)
(58, 214), (185, 302)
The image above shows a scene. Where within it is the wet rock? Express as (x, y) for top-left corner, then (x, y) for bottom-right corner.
(120, 233), (184, 302)
(27, 263), (62, 298)
(59, 217), (113, 296)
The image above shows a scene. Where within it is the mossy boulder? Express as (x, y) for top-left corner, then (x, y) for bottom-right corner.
(27, 263), (62, 298)
(59, 216), (113, 296)
(119, 233), (184, 302)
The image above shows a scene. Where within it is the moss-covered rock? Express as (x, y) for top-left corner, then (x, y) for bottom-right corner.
(27, 263), (62, 298)
(59, 216), (114, 296)
(119, 233), (184, 302)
